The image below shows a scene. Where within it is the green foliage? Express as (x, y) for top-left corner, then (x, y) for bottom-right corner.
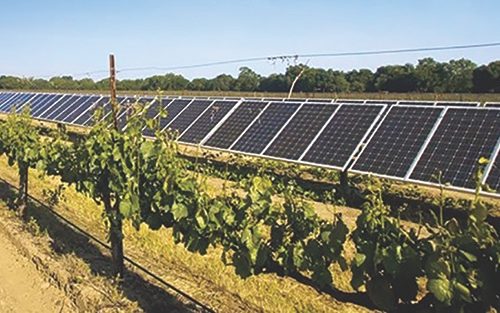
(0, 106), (41, 169)
(351, 177), (422, 310)
(1, 58), (497, 93)
(421, 164), (500, 312)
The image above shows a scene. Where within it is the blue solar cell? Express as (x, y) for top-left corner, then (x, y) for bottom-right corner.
(301, 105), (384, 169)
(231, 102), (301, 154)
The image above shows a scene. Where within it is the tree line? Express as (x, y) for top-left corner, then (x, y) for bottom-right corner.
(1, 58), (498, 93)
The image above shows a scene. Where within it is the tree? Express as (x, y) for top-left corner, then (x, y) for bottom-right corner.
(473, 61), (500, 93)
(346, 69), (374, 92)
(234, 67), (260, 91)
(442, 59), (476, 93)
(259, 74), (289, 92)
(207, 74), (236, 91)
(49, 76), (80, 90)
(372, 64), (418, 92)
(188, 78), (210, 91)
(415, 58), (447, 92)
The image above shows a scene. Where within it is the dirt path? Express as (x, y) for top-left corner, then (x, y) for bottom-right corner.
(0, 227), (74, 313)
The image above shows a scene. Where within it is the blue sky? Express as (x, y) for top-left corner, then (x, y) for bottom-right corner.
(1, 0), (499, 80)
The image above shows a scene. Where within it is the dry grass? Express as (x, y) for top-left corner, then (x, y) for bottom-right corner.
(0, 155), (373, 312)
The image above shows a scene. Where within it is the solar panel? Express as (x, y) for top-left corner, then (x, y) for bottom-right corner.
(409, 108), (500, 189)
(179, 100), (238, 144)
(43, 95), (85, 121)
(142, 98), (173, 137)
(165, 99), (214, 135)
(154, 99), (192, 133)
(73, 97), (110, 126)
(24, 94), (63, 114)
(0, 92), (17, 109)
(300, 104), (385, 169)
(1, 93), (34, 112)
(33, 94), (72, 117)
(262, 98), (284, 102)
(203, 101), (269, 149)
(397, 100), (436, 106)
(435, 101), (479, 107)
(484, 147), (500, 192)
(263, 103), (339, 160)
(284, 98), (306, 102)
(116, 97), (155, 130)
(63, 95), (102, 123)
(484, 102), (500, 108)
(231, 102), (301, 154)
(351, 106), (444, 178)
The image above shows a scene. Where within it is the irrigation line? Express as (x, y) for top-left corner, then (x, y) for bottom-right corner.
(0, 177), (215, 313)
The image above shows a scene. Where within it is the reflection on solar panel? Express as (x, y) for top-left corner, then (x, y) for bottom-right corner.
(179, 100), (238, 144)
(485, 149), (500, 192)
(263, 103), (338, 160)
(301, 105), (384, 169)
(231, 102), (300, 154)
(397, 100), (436, 106)
(409, 108), (500, 189)
(485, 102), (500, 108)
(204, 101), (268, 149)
(351, 106), (444, 178)
(166, 100), (213, 135)
(435, 101), (479, 107)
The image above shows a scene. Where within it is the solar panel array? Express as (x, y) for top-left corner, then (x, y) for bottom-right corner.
(0, 91), (499, 196)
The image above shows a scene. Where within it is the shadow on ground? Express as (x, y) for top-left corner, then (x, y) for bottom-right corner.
(0, 180), (202, 313)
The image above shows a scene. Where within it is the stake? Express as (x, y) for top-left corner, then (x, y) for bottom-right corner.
(109, 54), (119, 130)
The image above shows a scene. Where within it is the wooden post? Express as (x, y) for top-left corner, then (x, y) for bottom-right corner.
(109, 54), (119, 130)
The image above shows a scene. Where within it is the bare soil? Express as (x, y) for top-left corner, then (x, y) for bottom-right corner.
(0, 222), (74, 313)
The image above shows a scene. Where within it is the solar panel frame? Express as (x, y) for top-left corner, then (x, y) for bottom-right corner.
(299, 103), (387, 171)
(484, 102), (500, 108)
(365, 99), (399, 105)
(396, 100), (437, 106)
(349, 105), (446, 181)
(482, 136), (500, 193)
(335, 99), (367, 104)
(406, 106), (500, 191)
(435, 101), (480, 107)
